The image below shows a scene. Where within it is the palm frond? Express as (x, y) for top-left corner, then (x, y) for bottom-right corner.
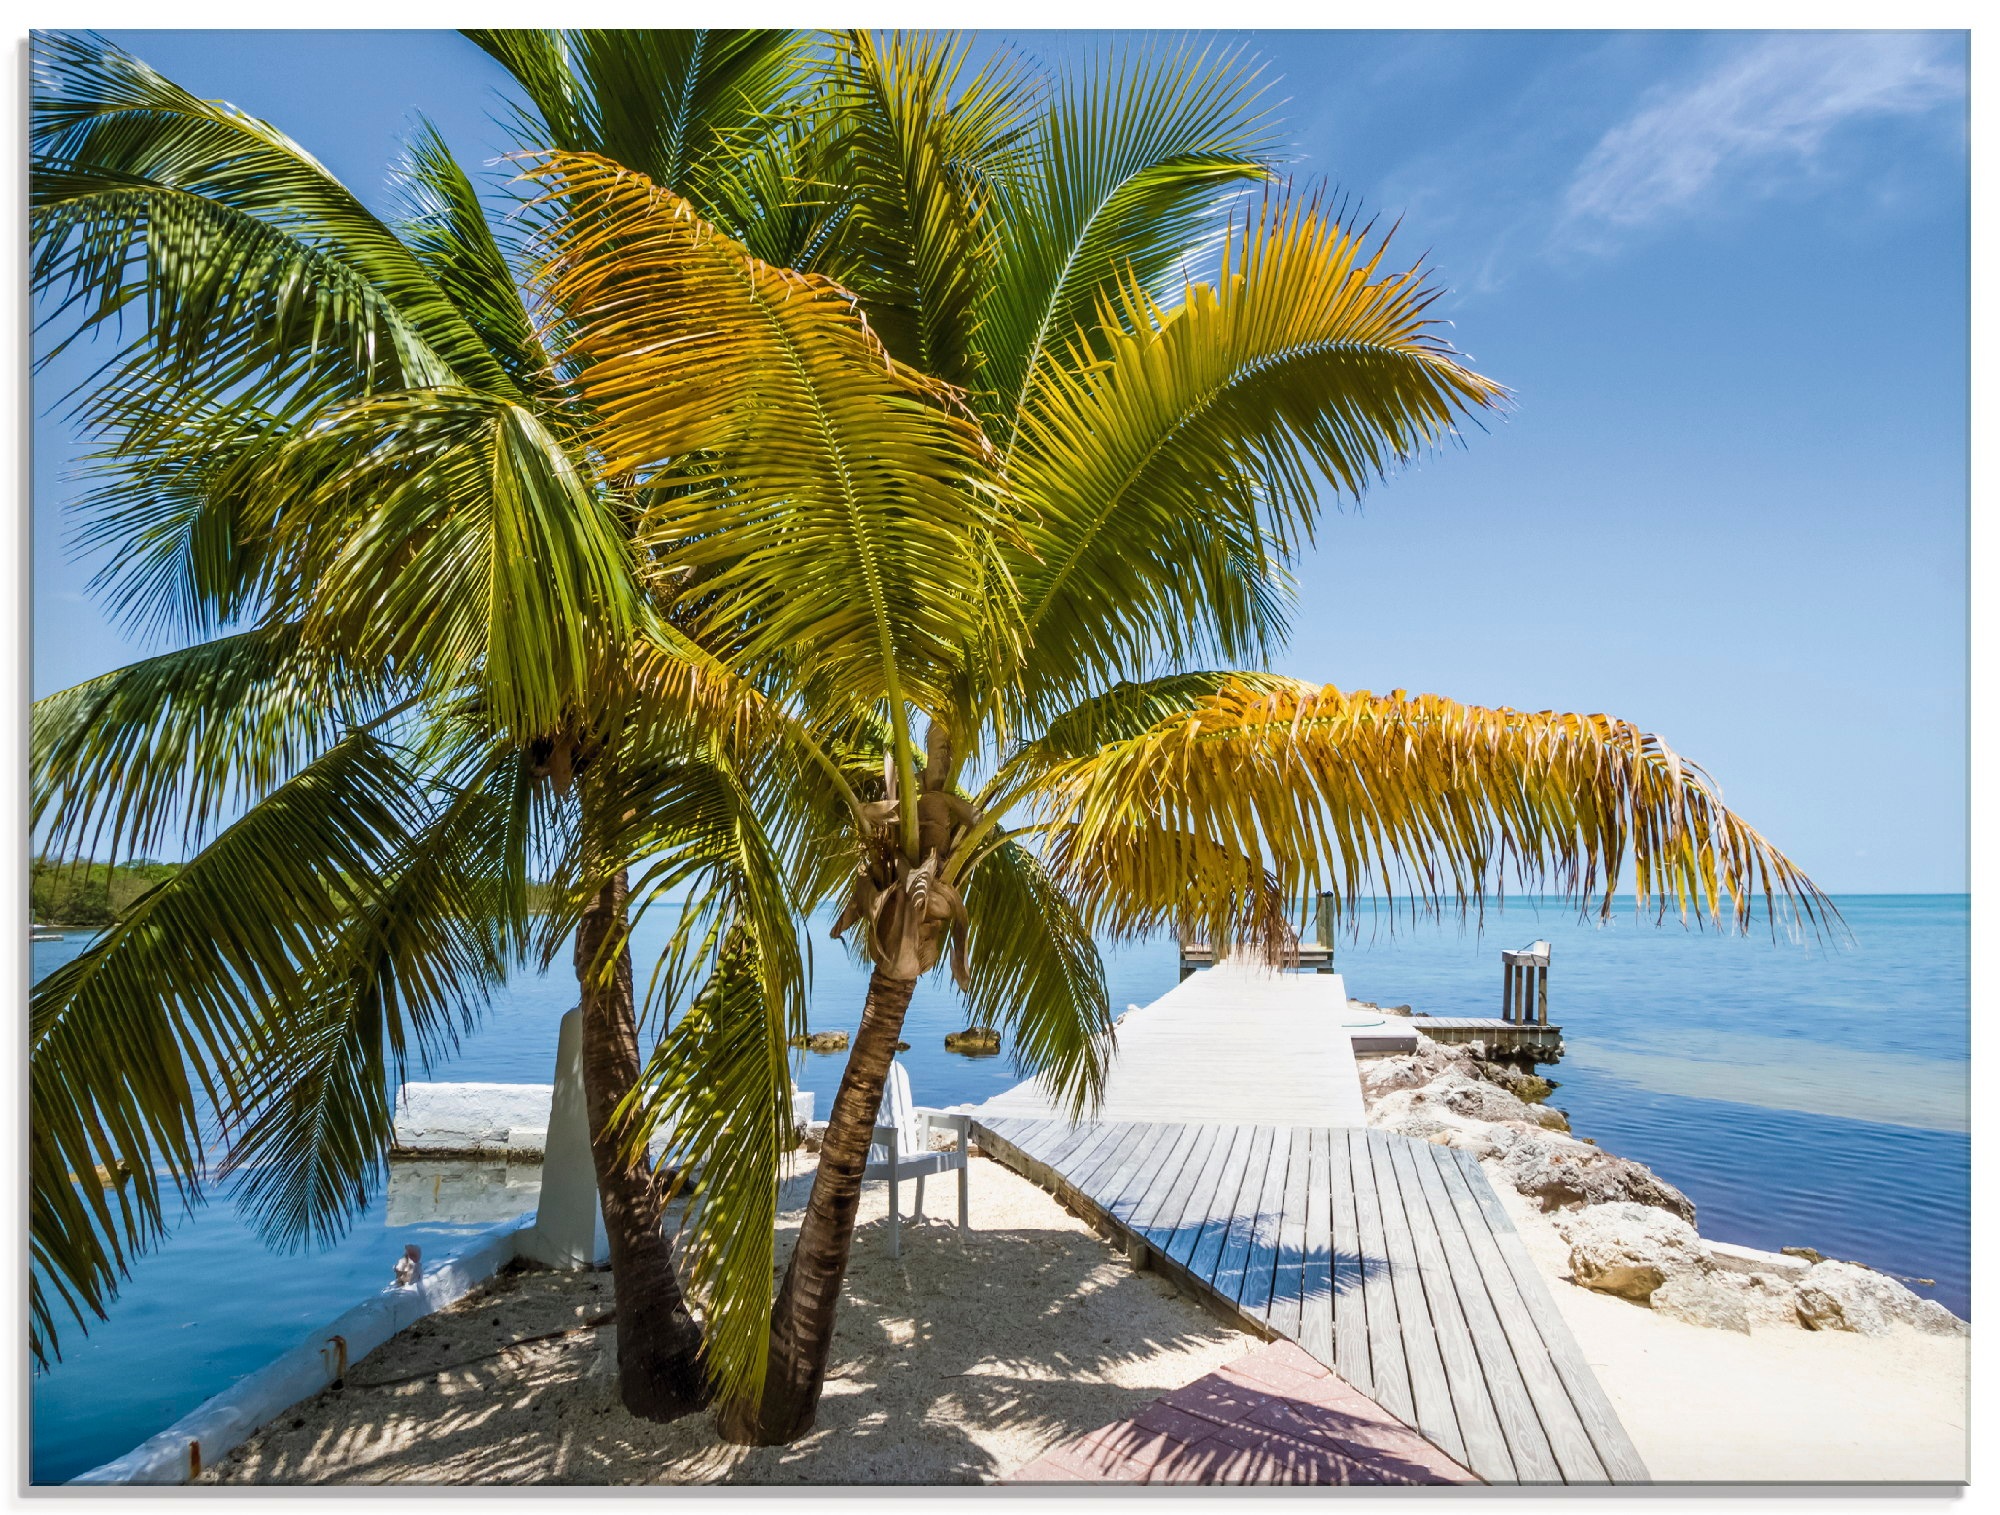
(980, 38), (1277, 436)
(529, 152), (1015, 737)
(961, 839), (1113, 1118)
(466, 28), (811, 220)
(622, 925), (796, 1413)
(32, 31), (507, 397)
(222, 742), (534, 1251)
(31, 624), (389, 865)
(391, 120), (550, 396)
(29, 730), (430, 1365)
(997, 669), (1292, 777)
(1028, 677), (1835, 963)
(812, 29), (1038, 390)
(1009, 192), (1504, 719)
(63, 389), (293, 640)
(264, 386), (641, 740)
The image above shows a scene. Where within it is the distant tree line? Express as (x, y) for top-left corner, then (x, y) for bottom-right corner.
(30, 858), (181, 927)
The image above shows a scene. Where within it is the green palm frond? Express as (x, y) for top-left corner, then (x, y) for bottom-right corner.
(29, 730), (432, 1365)
(31, 624), (390, 865)
(980, 38), (1277, 437)
(263, 387), (641, 739)
(391, 120), (551, 396)
(32, 31), (509, 397)
(1029, 677), (1834, 961)
(222, 743), (535, 1251)
(601, 733), (811, 1412)
(961, 839), (1113, 1118)
(811, 29), (1037, 390)
(1009, 192), (1504, 719)
(530, 152), (1016, 807)
(622, 926), (796, 1413)
(466, 27), (811, 221)
(63, 390), (294, 640)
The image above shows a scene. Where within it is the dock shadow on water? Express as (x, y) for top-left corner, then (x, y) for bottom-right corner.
(386, 1159), (544, 1229)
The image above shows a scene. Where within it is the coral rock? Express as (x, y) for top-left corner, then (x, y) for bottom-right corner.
(1556, 1201), (1707, 1301)
(1500, 1132), (1697, 1224)
(1651, 1270), (1751, 1333)
(1796, 1261), (1968, 1337)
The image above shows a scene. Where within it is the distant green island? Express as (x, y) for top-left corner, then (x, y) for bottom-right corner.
(30, 858), (182, 929)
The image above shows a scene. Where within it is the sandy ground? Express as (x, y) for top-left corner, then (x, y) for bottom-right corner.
(1486, 1164), (1970, 1484)
(199, 1144), (1968, 1487)
(201, 1153), (1254, 1485)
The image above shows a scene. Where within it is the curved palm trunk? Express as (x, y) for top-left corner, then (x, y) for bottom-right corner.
(576, 868), (710, 1421)
(718, 967), (918, 1445)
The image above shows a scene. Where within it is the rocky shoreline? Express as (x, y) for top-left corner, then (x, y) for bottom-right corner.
(1355, 1021), (1967, 1340)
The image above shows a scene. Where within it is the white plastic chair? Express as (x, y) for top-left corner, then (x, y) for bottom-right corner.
(865, 1061), (970, 1257)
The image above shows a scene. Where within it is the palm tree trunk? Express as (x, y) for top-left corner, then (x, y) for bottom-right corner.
(718, 966), (918, 1445)
(575, 866), (710, 1421)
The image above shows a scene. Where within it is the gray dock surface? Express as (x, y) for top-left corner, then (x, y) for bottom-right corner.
(972, 1117), (1650, 1486)
(976, 963), (1406, 1125)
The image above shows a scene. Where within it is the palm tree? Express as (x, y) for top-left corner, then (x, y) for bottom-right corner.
(27, 28), (831, 1419)
(520, 41), (1832, 1443)
(30, 26), (1829, 1458)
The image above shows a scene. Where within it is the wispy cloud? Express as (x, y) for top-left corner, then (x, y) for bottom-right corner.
(1560, 33), (1964, 244)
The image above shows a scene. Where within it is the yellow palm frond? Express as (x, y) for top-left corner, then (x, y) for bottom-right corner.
(528, 152), (1018, 798)
(1027, 677), (1833, 960)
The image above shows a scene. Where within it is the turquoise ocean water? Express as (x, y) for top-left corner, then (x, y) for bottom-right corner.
(28, 893), (1969, 1482)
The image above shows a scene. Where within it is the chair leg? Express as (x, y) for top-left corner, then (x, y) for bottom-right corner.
(913, 1174), (926, 1220)
(957, 1160), (969, 1231)
(886, 1176), (900, 1259)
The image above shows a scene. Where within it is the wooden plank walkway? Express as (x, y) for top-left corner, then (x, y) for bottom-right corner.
(972, 1117), (1649, 1486)
(976, 964), (1401, 1125)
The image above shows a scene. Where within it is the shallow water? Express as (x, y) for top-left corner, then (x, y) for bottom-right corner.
(27, 894), (1969, 1482)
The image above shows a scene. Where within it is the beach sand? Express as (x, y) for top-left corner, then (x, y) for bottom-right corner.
(203, 1147), (1969, 1486)
(200, 1152), (1254, 1485)
(1487, 1165), (1970, 1484)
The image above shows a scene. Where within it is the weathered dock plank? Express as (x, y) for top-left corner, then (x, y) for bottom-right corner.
(1298, 1128), (1335, 1366)
(1265, 1127), (1312, 1339)
(1448, 1148), (1649, 1483)
(1387, 1132), (1514, 1482)
(1410, 1139), (1565, 1483)
(971, 1116), (1647, 1487)
(1367, 1129), (1465, 1468)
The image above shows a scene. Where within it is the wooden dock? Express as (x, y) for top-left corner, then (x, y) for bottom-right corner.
(972, 1118), (1649, 1486)
(976, 964), (1413, 1127)
(1407, 1016), (1565, 1060)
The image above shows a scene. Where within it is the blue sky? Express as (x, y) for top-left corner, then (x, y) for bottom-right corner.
(32, 29), (1970, 892)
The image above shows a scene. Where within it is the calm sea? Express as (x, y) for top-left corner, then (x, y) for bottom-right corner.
(27, 893), (1969, 1482)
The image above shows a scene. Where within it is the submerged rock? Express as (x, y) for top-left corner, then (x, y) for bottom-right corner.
(1556, 1202), (1707, 1300)
(788, 1030), (850, 1054)
(944, 1026), (1002, 1055)
(1795, 1261), (1968, 1337)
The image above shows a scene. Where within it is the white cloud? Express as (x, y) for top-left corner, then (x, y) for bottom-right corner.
(1560, 32), (1964, 240)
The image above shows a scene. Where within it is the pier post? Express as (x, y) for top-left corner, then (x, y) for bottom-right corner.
(1314, 891), (1334, 973)
(1499, 942), (1552, 1028)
